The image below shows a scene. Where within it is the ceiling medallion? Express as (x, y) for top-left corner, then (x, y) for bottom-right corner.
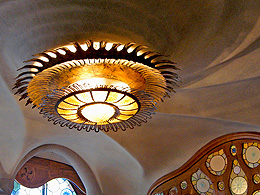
(13, 40), (179, 132)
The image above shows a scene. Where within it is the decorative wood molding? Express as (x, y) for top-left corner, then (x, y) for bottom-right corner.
(15, 156), (86, 194)
(147, 132), (260, 195)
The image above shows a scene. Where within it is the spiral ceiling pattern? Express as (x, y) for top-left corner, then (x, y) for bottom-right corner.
(1, 0), (260, 195)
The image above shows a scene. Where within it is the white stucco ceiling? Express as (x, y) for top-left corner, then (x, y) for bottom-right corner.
(1, 0), (260, 194)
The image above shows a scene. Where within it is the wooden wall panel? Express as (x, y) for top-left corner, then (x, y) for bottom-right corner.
(15, 156), (86, 194)
(148, 132), (260, 195)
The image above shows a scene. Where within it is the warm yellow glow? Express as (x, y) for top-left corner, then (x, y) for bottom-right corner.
(93, 42), (100, 50)
(46, 52), (57, 58)
(65, 96), (85, 106)
(115, 95), (135, 105)
(58, 101), (78, 109)
(57, 49), (66, 55)
(62, 114), (78, 120)
(137, 50), (144, 56)
(38, 56), (49, 62)
(92, 91), (108, 102)
(117, 45), (124, 51)
(81, 103), (115, 123)
(16, 40), (175, 131)
(105, 43), (113, 51)
(30, 68), (39, 72)
(56, 89), (139, 124)
(80, 44), (88, 51)
(120, 109), (138, 115)
(127, 47), (134, 53)
(106, 92), (125, 103)
(32, 61), (43, 67)
(117, 102), (139, 110)
(75, 92), (93, 103)
(116, 114), (132, 120)
(74, 78), (130, 90)
(57, 108), (77, 115)
(65, 45), (77, 53)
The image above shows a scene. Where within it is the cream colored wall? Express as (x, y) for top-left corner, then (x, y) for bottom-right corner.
(0, 1), (260, 194)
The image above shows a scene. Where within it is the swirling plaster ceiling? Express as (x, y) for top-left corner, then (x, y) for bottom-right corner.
(1, 0), (260, 194)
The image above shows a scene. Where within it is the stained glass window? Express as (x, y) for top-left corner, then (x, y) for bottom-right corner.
(11, 178), (77, 195)
(206, 149), (227, 175)
(242, 142), (260, 168)
(191, 169), (214, 194)
(230, 160), (248, 195)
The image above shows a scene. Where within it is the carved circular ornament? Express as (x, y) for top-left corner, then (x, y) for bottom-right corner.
(17, 166), (35, 183)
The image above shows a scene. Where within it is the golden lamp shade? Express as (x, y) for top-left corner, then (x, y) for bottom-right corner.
(14, 40), (179, 132)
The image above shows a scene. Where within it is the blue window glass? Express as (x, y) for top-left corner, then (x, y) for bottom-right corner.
(11, 178), (77, 195)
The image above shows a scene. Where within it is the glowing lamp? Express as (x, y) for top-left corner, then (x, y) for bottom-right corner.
(14, 41), (179, 132)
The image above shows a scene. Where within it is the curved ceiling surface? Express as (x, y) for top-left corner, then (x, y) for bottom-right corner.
(1, 0), (260, 194)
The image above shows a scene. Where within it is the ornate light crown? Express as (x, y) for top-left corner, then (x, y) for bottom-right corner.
(14, 40), (179, 132)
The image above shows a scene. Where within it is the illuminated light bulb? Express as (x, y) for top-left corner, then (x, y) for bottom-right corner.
(81, 103), (116, 123)
(14, 40), (179, 132)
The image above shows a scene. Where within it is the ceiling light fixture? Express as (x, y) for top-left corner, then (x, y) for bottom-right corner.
(13, 40), (179, 132)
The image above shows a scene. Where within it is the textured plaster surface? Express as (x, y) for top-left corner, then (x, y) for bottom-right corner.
(0, 0), (260, 194)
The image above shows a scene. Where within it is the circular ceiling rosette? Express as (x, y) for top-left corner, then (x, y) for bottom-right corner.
(13, 40), (179, 132)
